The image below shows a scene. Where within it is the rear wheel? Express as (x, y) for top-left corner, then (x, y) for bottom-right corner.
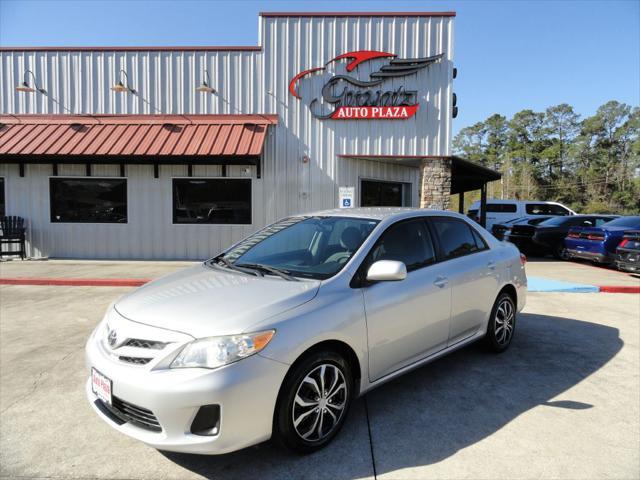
(484, 292), (517, 353)
(553, 243), (569, 260)
(274, 351), (353, 454)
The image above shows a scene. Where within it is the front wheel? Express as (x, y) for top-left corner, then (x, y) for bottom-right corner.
(274, 351), (353, 454)
(484, 292), (517, 353)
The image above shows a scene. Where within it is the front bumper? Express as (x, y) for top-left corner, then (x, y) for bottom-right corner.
(85, 333), (289, 455)
(616, 251), (640, 272)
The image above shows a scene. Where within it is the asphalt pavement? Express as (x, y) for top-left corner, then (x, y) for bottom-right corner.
(0, 261), (638, 479)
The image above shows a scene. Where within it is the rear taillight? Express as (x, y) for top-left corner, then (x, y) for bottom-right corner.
(587, 234), (605, 241)
(567, 231), (580, 238)
(520, 253), (527, 266)
(618, 239), (629, 248)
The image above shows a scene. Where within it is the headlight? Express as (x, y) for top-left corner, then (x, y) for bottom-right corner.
(170, 330), (275, 369)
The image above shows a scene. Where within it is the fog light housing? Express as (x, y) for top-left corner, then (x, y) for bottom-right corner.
(190, 405), (220, 436)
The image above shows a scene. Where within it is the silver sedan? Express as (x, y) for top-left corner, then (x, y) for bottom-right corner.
(85, 208), (527, 454)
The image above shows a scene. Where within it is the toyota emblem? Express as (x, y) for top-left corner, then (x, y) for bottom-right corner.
(108, 328), (118, 348)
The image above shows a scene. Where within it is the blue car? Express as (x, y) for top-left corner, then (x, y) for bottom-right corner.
(565, 216), (640, 264)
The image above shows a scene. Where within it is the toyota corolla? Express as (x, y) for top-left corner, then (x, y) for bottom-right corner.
(86, 208), (527, 454)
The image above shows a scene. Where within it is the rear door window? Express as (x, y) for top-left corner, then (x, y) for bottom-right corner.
(430, 218), (482, 260)
(369, 219), (436, 271)
(526, 203), (571, 215)
(595, 217), (614, 227)
(486, 203), (517, 213)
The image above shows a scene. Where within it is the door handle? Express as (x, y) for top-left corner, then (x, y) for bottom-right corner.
(487, 261), (496, 271)
(433, 276), (448, 288)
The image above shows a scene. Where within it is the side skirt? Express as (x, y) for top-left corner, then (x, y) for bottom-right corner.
(357, 329), (487, 396)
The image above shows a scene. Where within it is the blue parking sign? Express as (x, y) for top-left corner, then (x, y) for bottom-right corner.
(339, 186), (355, 208)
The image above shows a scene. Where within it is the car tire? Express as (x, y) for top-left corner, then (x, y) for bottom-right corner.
(484, 292), (517, 353)
(553, 244), (569, 260)
(274, 350), (353, 454)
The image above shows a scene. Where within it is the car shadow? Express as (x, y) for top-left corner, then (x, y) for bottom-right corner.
(365, 312), (622, 474)
(161, 312), (622, 479)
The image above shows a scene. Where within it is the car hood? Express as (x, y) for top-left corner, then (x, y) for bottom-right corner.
(115, 263), (321, 338)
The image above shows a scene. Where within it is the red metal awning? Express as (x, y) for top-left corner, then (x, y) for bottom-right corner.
(0, 114), (278, 159)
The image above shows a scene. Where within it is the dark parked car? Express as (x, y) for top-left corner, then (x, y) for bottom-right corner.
(565, 216), (640, 264)
(507, 215), (618, 259)
(615, 230), (640, 273)
(492, 216), (551, 241)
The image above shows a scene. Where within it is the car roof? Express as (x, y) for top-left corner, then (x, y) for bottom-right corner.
(469, 199), (564, 205)
(299, 207), (458, 221)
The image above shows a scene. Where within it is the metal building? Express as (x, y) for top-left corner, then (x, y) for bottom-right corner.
(0, 11), (499, 260)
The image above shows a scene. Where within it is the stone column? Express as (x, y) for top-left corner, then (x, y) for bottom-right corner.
(419, 157), (452, 210)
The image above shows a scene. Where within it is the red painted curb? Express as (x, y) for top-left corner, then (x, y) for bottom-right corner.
(598, 285), (640, 294)
(0, 277), (150, 287)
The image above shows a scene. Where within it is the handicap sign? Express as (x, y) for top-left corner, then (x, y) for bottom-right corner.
(339, 187), (355, 208)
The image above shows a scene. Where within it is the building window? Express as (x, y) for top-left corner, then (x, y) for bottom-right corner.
(173, 178), (251, 225)
(0, 178), (5, 216)
(50, 178), (127, 223)
(361, 180), (411, 207)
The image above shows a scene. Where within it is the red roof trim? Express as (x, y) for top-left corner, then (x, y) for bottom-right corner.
(0, 46), (262, 52)
(260, 11), (456, 17)
(0, 114), (279, 125)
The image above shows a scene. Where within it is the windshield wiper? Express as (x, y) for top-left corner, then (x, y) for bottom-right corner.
(209, 256), (263, 277)
(235, 263), (298, 281)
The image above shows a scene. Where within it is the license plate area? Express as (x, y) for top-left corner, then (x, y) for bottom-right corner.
(91, 367), (112, 405)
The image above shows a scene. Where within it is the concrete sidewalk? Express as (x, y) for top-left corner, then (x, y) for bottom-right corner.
(1, 283), (638, 479)
(2, 258), (639, 291)
(525, 258), (640, 287)
(0, 259), (195, 280)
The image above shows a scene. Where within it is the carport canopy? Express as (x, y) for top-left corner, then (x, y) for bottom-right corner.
(338, 154), (502, 226)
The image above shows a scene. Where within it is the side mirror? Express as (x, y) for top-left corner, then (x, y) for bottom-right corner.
(366, 260), (407, 282)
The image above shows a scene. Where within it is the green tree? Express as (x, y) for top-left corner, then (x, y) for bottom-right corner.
(452, 100), (639, 214)
(544, 103), (580, 174)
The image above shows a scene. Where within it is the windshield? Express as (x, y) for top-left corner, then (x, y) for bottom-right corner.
(210, 216), (379, 280)
(602, 216), (640, 228)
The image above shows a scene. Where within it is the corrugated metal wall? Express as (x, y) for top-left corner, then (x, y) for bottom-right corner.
(1, 50), (261, 115)
(0, 14), (453, 259)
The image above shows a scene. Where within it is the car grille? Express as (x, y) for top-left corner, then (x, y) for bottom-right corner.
(118, 356), (152, 365)
(123, 338), (167, 350)
(100, 396), (162, 432)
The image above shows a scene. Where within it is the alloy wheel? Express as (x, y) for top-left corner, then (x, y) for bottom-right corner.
(494, 298), (515, 346)
(292, 364), (348, 442)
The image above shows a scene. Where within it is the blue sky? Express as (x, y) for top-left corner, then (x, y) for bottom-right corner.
(1, 0), (638, 134)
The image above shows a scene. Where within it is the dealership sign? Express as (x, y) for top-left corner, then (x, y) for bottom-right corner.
(289, 50), (443, 120)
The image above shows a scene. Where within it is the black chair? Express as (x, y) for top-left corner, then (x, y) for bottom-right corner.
(0, 216), (26, 260)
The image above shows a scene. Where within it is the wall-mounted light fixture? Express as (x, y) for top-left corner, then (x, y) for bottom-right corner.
(196, 70), (216, 93)
(15, 70), (45, 93)
(111, 69), (135, 93)
(15, 69), (73, 113)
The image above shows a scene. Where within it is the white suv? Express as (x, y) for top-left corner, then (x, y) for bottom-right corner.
(468, 200), (576, 231)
